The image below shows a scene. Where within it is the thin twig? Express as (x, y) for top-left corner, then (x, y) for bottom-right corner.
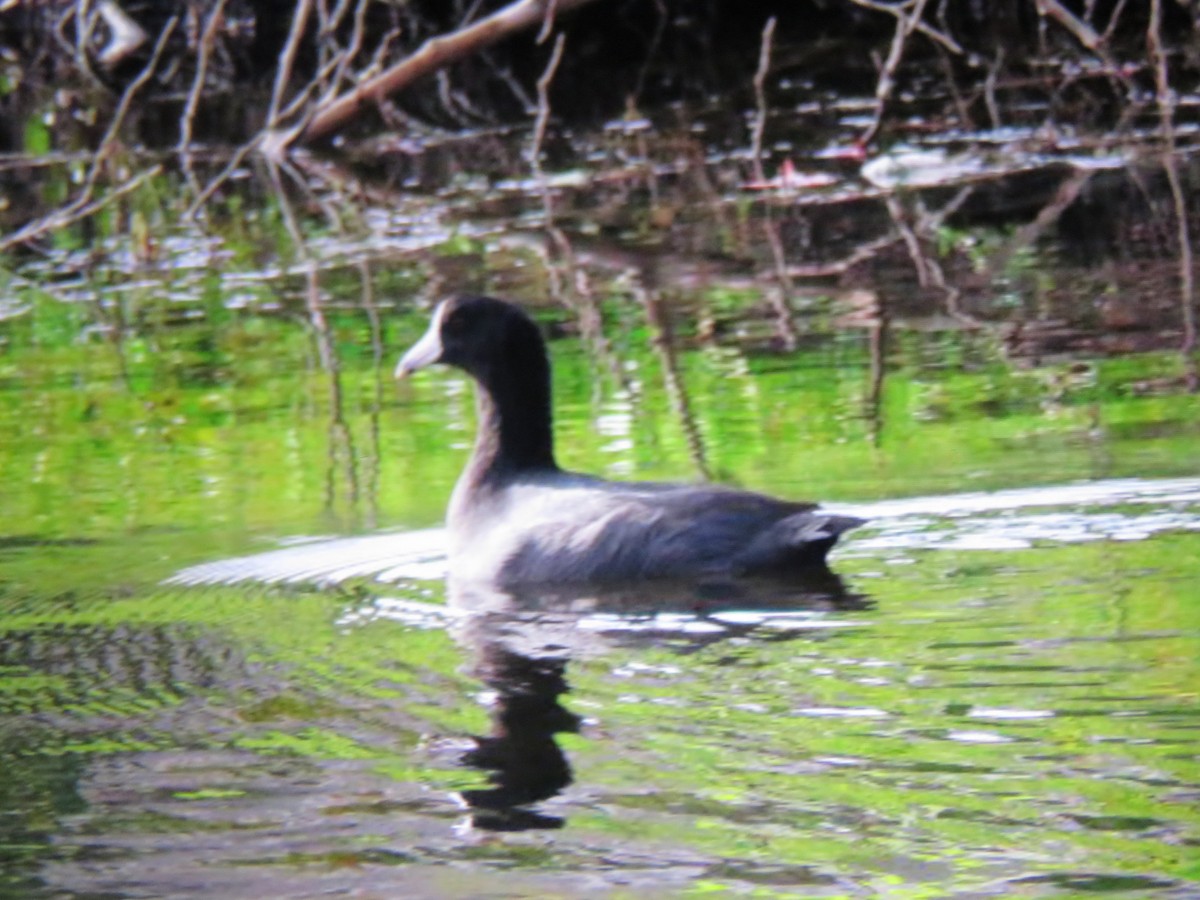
(284, 0), (372, 120)
(641, 288), (712, 480)
(533, 30), (566, 225)
(87, 15), (177, 191)
(267, 0), (314, 127)
(1162, 161), (1194, 358)
(0, 17), (175, 251)
(936, 43), (971, 128)
(532, 31), (566, 170)
(460, 0), (488, 27)
(179, 0), (228, 197)
(282, 43), (358, 122)
(984, 47), (1003, 128)
(52, 3), (81, 65)
(1036, 0), (1102, 51)
(0, 166), (162, 253)
(886, 194), (929, 286)
(848, 0), (962, 55)
(885, 192), (977, 324)
(184, 137), (262, 219)
(865, 297), (888, 448)
(1099, 0), (1132, 44)
(630, 0), (667, 104)
(482, 49), (537, 113)
(859, 0), (931, 146)
(751, 16), (776, 186)
(265, 159), (337, 373)
(761, 215), (798, 350)
(1036, 0), (1132, 107)
(358, 258), (384, 529)
(325, 0), (372, 104)
(1148, 0), (1196, 364)
(983, 170), (1091, 282)
(785, 235), (899, 278)
(316, 0), (356, 72)
(536, 0), (560, 43)
(70, 0), (103, 89)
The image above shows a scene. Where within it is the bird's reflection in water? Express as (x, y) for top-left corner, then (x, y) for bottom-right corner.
(456, 645), (578, 831)
(448, 568), (870, 832)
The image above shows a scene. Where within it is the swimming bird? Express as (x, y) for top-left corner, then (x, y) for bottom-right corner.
(396, 295), (863, 585)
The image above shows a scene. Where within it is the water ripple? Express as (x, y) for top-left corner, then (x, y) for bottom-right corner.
(168, 476), (1200, 587)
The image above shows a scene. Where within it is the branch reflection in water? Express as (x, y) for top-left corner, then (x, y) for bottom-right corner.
(443, 569), (871, 832)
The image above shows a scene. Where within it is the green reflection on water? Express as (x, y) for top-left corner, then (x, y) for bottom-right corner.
(559, 535), (1199, 891)
(1, 262), (1198, 896)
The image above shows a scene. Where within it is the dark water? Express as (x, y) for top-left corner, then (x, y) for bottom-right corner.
(2, 86), (1200, 897)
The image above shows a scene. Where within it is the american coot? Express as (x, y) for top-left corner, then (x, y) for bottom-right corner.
(397, 295), (863, 585)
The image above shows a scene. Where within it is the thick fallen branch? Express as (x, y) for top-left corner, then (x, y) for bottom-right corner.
(291, 0), (602, 147)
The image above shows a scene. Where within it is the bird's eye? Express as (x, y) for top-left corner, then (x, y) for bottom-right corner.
(442, 310), (466, 335)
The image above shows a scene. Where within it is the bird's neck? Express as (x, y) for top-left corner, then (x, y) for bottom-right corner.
(464, 355), (558, 485)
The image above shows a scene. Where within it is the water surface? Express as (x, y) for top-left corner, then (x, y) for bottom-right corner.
(2, 86), (1199, 898)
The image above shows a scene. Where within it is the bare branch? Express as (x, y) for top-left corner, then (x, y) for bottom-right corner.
(294, 0), (602, 147)
(751, 16), (776, 186)
(179, 0), (228, 196)
(84, 15), (177, 194)
(857, 0), (931, 146)
(1148, 0), (1196, 363)
(536, 0), (560, 43)
(761, 215), (798, 351)
(1035, 0), (1103, 52)
(984, 47), (1004, 128)
(325, 0), (373, 104)
(269, 0), (373, 125)
(70, 0), (103, 88)
(184, 138), (262, 219)
(785, 235), (899, 278)
(1100, 0), (1132, 44)
(641, 289), (712, 480)
(267, 0), (314, 127)
(983, 170), (1091, 281)
(848, 0), (963, 55)
(0, 167), (163, 253)
(533, 31), (566, 225)
(1, 17), (176, 251)
(631, 0), (667, 104)
(532, 31), (566, 175)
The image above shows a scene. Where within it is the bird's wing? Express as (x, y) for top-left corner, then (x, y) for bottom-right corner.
(487, 481), (830, 583)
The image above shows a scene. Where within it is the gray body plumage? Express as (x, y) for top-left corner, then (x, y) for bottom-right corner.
(449, 473), (859, 584)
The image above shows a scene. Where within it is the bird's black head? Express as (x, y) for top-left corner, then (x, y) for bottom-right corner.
(396, 295), (544, 381)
